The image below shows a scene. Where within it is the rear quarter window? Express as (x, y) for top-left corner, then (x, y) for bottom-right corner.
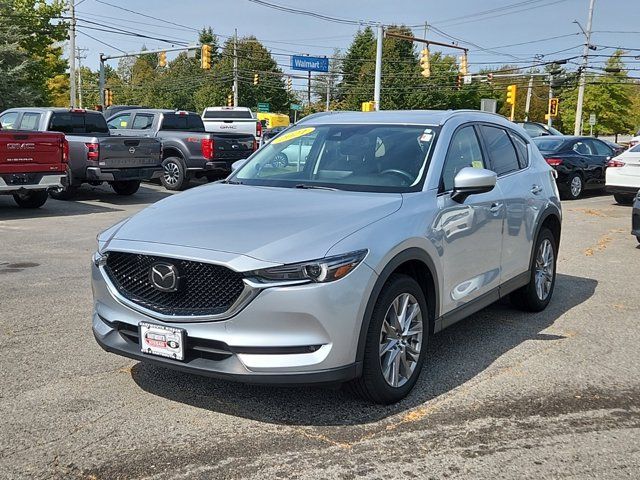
(49, 112), (109, 134)
(160, 114), (205, 132)
(479, 125), (520, 176)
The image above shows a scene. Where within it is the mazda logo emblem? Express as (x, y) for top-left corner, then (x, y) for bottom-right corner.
(129, 147), (136, 154)
(149, 262), (180, 292)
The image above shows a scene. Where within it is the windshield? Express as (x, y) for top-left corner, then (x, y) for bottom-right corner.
(232, 124), (438, 193)
(160, 114), (204, 132)
(533, 138), (566, 152)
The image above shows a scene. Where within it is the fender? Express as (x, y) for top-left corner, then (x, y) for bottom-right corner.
(356, 248), (439, 363)
(528, 204), (562, 273)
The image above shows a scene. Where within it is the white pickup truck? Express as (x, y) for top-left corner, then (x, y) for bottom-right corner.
(201, 107), (262, 140)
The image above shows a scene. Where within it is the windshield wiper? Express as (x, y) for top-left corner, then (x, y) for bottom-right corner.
(294, 183), (338, 191)
(219, 179), (243, 185)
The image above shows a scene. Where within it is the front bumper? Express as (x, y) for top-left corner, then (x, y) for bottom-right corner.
(0, 173), (65, 193)
(86, 166), (162, 182)
(91, 247), (376, 383)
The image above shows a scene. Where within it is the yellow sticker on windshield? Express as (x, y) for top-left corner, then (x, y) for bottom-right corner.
(271, 127), (315, 145)
(471, 160), (483, 169)
(120, 121), (128, 127)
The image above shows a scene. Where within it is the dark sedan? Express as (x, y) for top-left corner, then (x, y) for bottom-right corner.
(533, 135), (615, 199)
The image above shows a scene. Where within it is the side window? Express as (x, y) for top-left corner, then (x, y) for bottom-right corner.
(0, 112), (20, 129)
(18, 112), (40, 131)
(509, 131), (529, 169)
(573, 141), (592, 155)
(107, 113), (131, 129)
(479, 125), (520, 176)
(131, 114), (154, 130)
(591, 140), (612, 156)
(523, 123), (545, 137)
(442, 126), (485, 191)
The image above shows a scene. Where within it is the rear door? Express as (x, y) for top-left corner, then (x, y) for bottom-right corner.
(587, 139), (614, 186)
(479, 124), (542, 282)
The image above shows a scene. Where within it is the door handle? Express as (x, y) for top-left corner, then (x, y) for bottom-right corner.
(489, 202), (503, 213)
(531, 185), (543, 195)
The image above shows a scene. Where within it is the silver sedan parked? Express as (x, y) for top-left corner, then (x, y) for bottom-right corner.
(91, 110), (561, 404)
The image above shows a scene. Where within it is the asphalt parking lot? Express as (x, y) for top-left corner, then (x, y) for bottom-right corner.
(1, 184), (639, 480)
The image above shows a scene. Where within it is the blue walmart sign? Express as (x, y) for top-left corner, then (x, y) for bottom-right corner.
(291, 55), (329, 73)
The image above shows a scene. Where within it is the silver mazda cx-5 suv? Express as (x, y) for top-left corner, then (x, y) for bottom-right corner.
(92, 110), (561, 404)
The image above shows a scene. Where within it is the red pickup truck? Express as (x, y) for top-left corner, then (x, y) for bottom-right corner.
(0, 126), (68, 208)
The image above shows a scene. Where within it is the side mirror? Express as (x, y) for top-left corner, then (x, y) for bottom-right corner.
(231, 160), (245, 172)
(451, 167), (497, 202)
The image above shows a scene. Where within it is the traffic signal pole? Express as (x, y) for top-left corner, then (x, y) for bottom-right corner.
(68, 0), (76, 108)
(524, 75), (534, 121)
(574, 0), (596, 135)
(233, 28), (238, 107)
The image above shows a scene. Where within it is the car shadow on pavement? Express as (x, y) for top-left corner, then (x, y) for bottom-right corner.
(68, 184), (174, 205)
(131, 273), (597, 426)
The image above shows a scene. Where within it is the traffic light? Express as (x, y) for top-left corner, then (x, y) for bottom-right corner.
(419, 47), (431, 78)
(506, 84), (517, 121)
(253, 73), (259, 85)
(227, 93), (233, 107)
(201, 44), (212, 70)
(158, 51), (167, 68)
(104, 88), (113, 107)
(286, 76), (292, 93)
(456, 75), (462, 90)
(459, 53), (468, 76)
(549, 97), (559, 116)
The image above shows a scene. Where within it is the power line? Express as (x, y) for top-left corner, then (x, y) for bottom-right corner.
(94, 0), (197, 31)
(245, 0), (375, 26)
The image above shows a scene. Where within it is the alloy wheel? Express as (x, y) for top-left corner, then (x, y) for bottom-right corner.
(535, 238), (554, 301)
(378, 293), (423, 388)
(163, 161), (180, 186)
(570, 176), (582, 198)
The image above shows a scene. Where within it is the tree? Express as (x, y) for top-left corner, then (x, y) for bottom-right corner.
(194, 36), (289, 112)
(0, 23), (41, 109)
(0, 0), (68, 107)
(559, 51), (635, 135)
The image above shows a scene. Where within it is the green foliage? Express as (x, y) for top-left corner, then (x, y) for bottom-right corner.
(559, 51), (636, 135)
(0, 0), (67, 107)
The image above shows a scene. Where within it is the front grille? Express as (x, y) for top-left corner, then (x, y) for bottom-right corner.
(104, 252), (245, 317)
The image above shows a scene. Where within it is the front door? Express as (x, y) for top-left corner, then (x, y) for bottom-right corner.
(435, 124), (504, 315)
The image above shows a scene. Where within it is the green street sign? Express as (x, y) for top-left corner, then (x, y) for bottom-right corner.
(257, 102), (270, 112)
(290, 103), (302, 111)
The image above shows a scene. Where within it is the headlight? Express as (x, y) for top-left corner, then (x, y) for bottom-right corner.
(250, 250), (368, 284)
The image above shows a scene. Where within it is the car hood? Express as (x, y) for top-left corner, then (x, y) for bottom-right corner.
(109, 184), (402, 264)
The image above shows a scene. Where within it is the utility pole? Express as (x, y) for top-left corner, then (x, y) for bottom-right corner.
(307, 71), (311, 106)
(524, 75), (534, 122)
(373, 24), (383, 111)
(68, 0), (76, 108)
(548, 73), (554, 128)
(233, 28), (238, 107)
(325, 76), (330, 111)
(99, 54), (105, 109)
(76, 47), (88, 108)
(574, 0), (596, 135)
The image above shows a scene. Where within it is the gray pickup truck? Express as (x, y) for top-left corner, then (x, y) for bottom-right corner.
(106, 109), (256, 190)
(0, 108), (162, 198)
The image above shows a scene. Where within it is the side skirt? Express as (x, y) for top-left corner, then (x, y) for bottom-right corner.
(434, 271), (530, 333)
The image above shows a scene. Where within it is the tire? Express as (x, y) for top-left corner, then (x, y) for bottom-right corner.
(613, 193), (635, 205)
(49, 167), (78, 200)
(511, 228), (557, 312)
(562, 173), (583, 200)
(349, 274), (428, 404)
(110, 180), (140, 196)
(161, 157), (189, 191)
(12, 190), (49, 208)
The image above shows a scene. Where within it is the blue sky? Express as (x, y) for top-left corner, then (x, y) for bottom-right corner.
(74, 0), (639, 91)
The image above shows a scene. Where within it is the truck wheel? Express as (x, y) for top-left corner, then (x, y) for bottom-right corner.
(161, 157), (189, 191)
(111, 180), (141, 196)
(613, 193), (635, 205)
(13, 190), (49, 209)
(49, 167), (78, 200)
